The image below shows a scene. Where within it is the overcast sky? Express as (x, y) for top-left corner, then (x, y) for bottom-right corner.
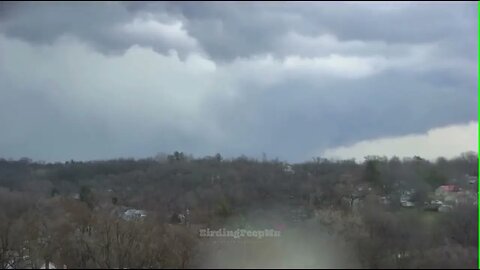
(0, 1), (477, 162)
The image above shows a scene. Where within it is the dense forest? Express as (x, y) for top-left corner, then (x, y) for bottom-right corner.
(0, 152), (477, 269)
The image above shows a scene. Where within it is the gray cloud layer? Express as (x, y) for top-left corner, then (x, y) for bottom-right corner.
(0, 2), (477, 162)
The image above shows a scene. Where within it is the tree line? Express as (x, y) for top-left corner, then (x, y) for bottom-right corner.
(0, 151), (477, 268)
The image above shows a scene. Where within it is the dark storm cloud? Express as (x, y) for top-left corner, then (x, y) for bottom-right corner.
(175, 2), (476, 61)
(140, 2), (477, 61)
(204, 66), (476, 161)
(0, 2), (476, 162)
(1, 2), (476, 61)
(0, 2), (198, 57)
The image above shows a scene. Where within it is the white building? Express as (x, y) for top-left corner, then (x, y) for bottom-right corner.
(283, 164), (295, 174)
(122, 209), (147, 221)
(400, 189), (415, 208)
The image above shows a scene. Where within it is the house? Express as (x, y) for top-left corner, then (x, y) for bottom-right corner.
(400, 189), (415, 208)
(464, 174), (477, 189)
(435, 185), (460, 205)
(122, 209), (147, 221)
(436, 185), (460, 193)
(449, 175), (477, 189)
(434, 184), (477, 208)
(466, 175), (477, 185)
(424, 199), (443, 211)
(283, 164), (295, 174)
